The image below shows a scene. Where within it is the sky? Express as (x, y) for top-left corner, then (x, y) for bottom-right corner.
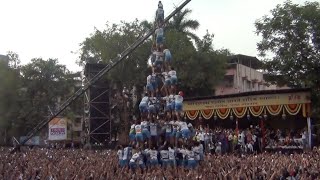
(0, 0), (307, 72)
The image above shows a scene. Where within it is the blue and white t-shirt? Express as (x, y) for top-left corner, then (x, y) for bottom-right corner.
(175, 95), (183, 104)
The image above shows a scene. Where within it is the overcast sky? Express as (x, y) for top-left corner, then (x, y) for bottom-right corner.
(0, 0), (307, 72)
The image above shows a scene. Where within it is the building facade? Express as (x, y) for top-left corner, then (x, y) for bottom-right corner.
(215, 54), (289, 96)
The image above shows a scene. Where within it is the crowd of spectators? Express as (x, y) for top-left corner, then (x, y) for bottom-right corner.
(1, 146), (320, 179)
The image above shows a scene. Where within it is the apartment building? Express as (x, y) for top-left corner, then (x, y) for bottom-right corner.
(215, 54), (288, 96)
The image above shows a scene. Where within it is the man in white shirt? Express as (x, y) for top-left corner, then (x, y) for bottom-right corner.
(179, 120), (190, 140)
(155, 28), (164, 50)
(168, 145), (176, 167)
(150, 73), (158, 96)
(147, 146), (159, 167)
(148, 96), (157, 119)
(160, 148), (169, 168)
(129, 123), (136, 143)
(163, 48), (172, 72)
(215, 142), (222, 155)
(141, 119), (151, 142)
(122, 145), (132, 168)
(135, 122), (144, 144)
(117, 145), (124, 167)
(139, 93), (149, 118)
(163, 96), (172, 118)
(174, 91), (184, 121)
(168, 67), (177, 94)
(169, 119), (177, 145)
(129, 148), (143, 171)
(149, 119), (159, 147)
(186, 146), (197, 169)
(161, 72), (171, 96)
(146, 75), (154, 97)
(165, 119), (173, 141)
(192, 143), (200, 163)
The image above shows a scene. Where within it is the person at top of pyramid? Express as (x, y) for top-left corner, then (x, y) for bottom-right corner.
(156, 1), (164, 26)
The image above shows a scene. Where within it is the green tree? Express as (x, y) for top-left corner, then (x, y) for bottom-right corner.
(166, 8), (200, 42)
(79, 20), (152, 91)
(255, 1), (320, 114)
(16, 58), (81, 136)
(165, 30), (227, 97)
(0, 55), (21, 144)
(7, 51), (21, 69)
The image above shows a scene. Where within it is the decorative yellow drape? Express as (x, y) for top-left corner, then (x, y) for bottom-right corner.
(266, 105), (283, 116)
(216, 108), (231, 119)
(184, 103), (307, 120)
(232, 107), (247, 118)
(200, 109), (215, 120)
(249, 106), (264, 117)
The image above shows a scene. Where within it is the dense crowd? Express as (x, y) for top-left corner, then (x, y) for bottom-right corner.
(2, 1), (319, 180)
(1, 147), (320, 179)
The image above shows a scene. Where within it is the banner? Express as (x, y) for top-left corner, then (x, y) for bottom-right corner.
(20, 136), (40, 145)
(183, 91), (311, 111)
(48, 118), (67, 140)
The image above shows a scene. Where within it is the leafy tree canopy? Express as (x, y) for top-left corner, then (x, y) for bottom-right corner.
(255, 1), (320, 113)
(80, 14), (228, 97)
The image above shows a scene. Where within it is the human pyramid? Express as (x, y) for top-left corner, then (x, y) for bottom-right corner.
(118, 1), (204, 171)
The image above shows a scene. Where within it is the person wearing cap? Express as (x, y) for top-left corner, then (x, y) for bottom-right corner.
(155, 1), (164, 26)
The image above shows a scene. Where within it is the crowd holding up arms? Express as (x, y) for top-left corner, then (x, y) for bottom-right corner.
(1, 147), (320, 179)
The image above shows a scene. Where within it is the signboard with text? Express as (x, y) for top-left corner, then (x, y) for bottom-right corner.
(48, 118), (67, 140)
(183, 91), (311, 111)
